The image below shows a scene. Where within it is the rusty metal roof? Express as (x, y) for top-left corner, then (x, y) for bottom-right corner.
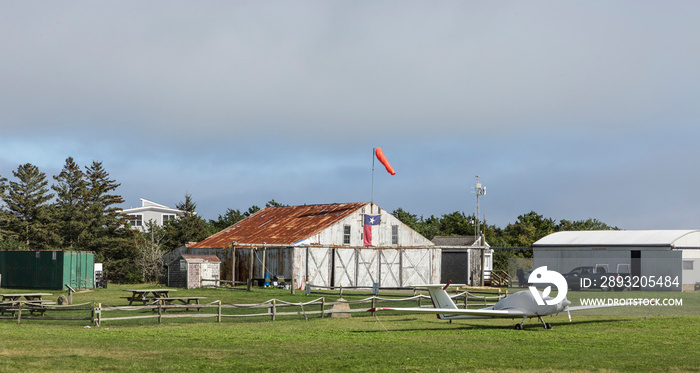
(191, 202), (368, 248)
(180, 254), (221, 262)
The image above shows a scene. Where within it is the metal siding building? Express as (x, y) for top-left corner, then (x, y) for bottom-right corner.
(186, 202), (440, 288)
(0, 250), (95, 289)
(533, 230), (700, 291)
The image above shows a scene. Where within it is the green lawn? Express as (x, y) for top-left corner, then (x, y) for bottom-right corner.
(1, 285), (699, 372)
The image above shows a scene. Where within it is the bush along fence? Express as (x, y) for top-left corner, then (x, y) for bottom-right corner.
(0, 289), (507, 326)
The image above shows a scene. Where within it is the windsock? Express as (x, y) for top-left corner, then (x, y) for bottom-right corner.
(375, 147), (395, 175)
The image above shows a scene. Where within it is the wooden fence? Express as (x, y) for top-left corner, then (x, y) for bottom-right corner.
(0, 290), (506, 326)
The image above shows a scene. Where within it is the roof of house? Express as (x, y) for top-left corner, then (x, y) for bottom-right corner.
(191, 202), (368, 248)
(119, 198), (189, 215)
(533, 230), (700, 248)
(431, 236), (480, 246)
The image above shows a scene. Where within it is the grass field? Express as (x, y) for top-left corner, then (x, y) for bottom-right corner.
(1, 285), (699, 372)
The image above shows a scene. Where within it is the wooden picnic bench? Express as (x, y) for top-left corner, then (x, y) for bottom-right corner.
(150, 297), (207, 312)
(0, 293), (54, 316)
(122, 289), (176, 306)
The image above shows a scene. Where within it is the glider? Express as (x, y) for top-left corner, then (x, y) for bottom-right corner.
(368, 284), (618, 330)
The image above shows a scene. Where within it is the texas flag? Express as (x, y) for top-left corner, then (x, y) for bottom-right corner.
(363, 214), (380, 246)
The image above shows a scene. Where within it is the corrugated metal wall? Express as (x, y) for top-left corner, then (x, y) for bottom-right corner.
(0, 251), (94, 289)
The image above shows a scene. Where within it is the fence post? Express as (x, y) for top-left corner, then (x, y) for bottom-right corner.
(371, 297), (376, 316)
(247, 278), (252, 292)
(321, 297), (325, 318)
(95, 303), (102, 327)
(158, 300), (163, 324)
(217, 301), (222, 323)
(291, 278), (296, 295)
(91, 301), (95, 325)
(271, 299), (276, 321)
(17, 302), (22, 325)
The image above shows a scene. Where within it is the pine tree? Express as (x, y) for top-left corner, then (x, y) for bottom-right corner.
(83, 161), (139, 282)
(164, 193), (208, 250)
(52, 157), (88, 248)
(2, 163), (58, 249)
(0, 174), (11, 241)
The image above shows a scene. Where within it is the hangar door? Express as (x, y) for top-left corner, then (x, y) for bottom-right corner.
(441, 251), (469, 284)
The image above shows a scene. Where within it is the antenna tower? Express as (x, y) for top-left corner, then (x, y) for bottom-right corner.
(473, 176), (486, 242)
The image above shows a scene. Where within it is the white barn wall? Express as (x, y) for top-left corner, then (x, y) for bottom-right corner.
(308, 205), (434, 247)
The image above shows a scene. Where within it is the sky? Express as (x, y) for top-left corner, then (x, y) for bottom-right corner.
(1, 1), (700, 230)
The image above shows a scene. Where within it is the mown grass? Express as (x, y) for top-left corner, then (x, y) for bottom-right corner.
(1, 285), (699, 372)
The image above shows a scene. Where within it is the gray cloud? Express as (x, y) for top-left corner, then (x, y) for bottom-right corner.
(2, 2), (700, 229)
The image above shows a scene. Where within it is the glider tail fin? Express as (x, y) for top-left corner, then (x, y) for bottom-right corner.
(426, 285), (458, 320)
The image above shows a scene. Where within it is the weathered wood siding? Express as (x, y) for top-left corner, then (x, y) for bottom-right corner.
(168, 259), (187, 288)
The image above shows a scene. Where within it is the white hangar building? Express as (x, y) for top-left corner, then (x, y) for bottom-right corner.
(532, 230), (700, 291)
(188, 202), (440, 288)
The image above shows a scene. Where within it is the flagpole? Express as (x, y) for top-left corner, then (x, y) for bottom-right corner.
(371, 147), (375, 204)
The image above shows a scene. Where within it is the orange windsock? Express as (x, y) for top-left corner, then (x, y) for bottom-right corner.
(375, 147), (395, 175)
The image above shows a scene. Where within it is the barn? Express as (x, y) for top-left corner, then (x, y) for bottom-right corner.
(184, 202), (440, 288)
(532, 230), (700, 291)
(167, 254), (221, 289)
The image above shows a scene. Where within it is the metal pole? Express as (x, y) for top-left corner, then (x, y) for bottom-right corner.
(371, 148), (376, 203)
(231, 242), (236, 286)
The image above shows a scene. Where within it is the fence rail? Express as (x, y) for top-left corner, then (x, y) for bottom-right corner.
(0, 289), (507, 326)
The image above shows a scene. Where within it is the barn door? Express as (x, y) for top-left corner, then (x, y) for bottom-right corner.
(402, 249), (431, 286)
(379, 249), (401, 287)
(334, 248), (356, 287)
(306, 248), (331, 287)
(356, 249), (378, 287)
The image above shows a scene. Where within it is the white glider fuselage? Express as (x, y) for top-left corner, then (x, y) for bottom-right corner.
(432, 289), (570, 320)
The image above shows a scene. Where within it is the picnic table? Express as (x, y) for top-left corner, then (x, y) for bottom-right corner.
(122, 289), (176, 306)
(0, 293), (54, 316)
(151, 297), (207, 311)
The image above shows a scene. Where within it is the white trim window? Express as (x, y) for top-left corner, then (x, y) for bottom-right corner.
(343, 225), (351, 245)
(128, 214), (143, 227)
(163, 214), (176, 224)
(391, 225), (399, 245)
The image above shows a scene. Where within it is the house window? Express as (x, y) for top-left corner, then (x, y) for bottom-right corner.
(683, 260), (694, 270)
(343, 225), (351, 245)
(163, 214), (176, 224)
(128, 214), (143, 227)
(391, 225), (399, 245)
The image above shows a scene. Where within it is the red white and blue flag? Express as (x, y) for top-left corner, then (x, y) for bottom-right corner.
(363, 214), (380, 246)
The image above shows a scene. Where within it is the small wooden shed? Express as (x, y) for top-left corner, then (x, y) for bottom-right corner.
(167, 254), (221, 289)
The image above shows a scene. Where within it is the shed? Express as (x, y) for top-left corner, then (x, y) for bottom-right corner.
(432, 236), (492, 286)
(533, 230), (700, 291)
(0, 250), (95, 290)
(167, 254), (221, 289)
(182, 202), (440, 288)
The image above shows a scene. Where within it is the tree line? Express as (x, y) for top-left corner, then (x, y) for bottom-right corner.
(0, 158), (617, 282)
(391, 208), (617, 271)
